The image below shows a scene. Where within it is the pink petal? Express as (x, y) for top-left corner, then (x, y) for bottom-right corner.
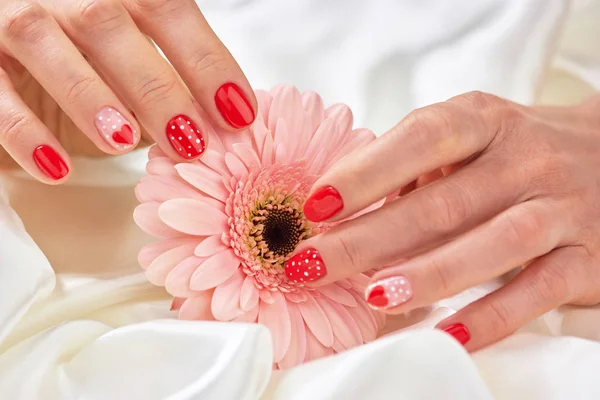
(296, 293), (334, 347)
(194, 235), (229, 257)
(305, 328), (334, 362)
(135, 175), (204, 203)
(331, 337), (345, 353)
(171, 297), (186, 311)
(316, 284), (357, 307)
(134, 203), (183, 238)
(325, 104), (353, 148)
(336, 279), (353, 290)
(146, 243), (196, 286)
(232, 143), (261, 171)
(211, 269), (245, 321)
(307, 149), (328, 176)
(258, 290), (291, 363)
(240, 276), (260, 311)
(304, 118), (335, 164)
(225, 152), (248, 180)
(138, 238), (197, 269)
(272, 118), (289, 151)
(275, 143), (288, 164)
(301, 90), (325, 135)
(189, 249), (241, 291)
(348, 274), (371, 292)
(201, 149), (230, 176)
(348, 292), (379, 342)
(146, 157), (177, 177)
(261, 131), (274, 166)
(259, 289), (275, 304)
(315, 296), (363, 349)
(250, 120), (269, 159)
(255, 89), (272, 123)
(178, 291), (214, 320)
(268, 86), (303, 136)
(148, 144), (165, 159)
(233, 305), (259, 323)
(164, 256), (206, 297)
(285, 291), (308, 303)
(205, 129), (226, 154)
(159, 199), (228, 236)
(175, 164), (229, 202)
(277, 302), (307, 369)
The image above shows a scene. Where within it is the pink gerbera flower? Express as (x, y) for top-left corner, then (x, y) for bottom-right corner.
(134, 85), (385, 368)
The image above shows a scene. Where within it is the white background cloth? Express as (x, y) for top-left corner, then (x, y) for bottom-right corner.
(1, 0), (600, 399)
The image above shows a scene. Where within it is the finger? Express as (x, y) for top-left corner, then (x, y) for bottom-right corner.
(125, 0), (257, 130)
(303, 93), (509, 223)
(435, 246), (589, 350)
(363, 200), (567, 313)
(0, 2), (140, 153)
(0, 68), (70, 183)
(55, 0), (209, 161)
(285, 157), (524, 286)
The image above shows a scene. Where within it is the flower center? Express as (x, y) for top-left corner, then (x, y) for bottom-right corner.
(250, 201), (308, 268)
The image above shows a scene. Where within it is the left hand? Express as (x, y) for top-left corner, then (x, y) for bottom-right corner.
(284, 91), (600, 351)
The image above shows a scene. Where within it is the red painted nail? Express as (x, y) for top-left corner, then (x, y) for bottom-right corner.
(443, 323), (471, 345)
(32, 145), (69, 180)
(304, 186), (344, 222)
(366, 285), (388, 308)
(215, 82), (255, 129)
(285, 248), (327, 283)
(166, 115), (206, 159)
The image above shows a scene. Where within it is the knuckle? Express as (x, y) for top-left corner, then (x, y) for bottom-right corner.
(135, 74), (178, 104)
(527, 260), (571, 306)
(0, 111), (32, 146)
(419, 183), (470, 233)
(454, 91), (499, 109)
(3, 3), (50, 43)
(71, 0), (124, 33)
(64, 75), (97, 104)
(428, 257), (452, 293)
(130, 0), (188, 18)
(188, 49), (230, 75)
(333, 232), (364, 274)
(502, 207), (546, 248)
(403, 106), (463, 158)
(486, 300), (513, 333)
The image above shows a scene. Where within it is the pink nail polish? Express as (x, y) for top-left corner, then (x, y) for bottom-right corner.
(284, 248), (327, 283)
(365, 275), (412, 310)
(95, 107), (137, 149)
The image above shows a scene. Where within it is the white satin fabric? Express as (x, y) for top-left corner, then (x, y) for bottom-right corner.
(1, 0), (600, 399)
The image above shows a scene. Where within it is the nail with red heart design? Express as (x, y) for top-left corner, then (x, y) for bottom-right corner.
(95, 107), (138, 150)
(166, 114), (206, 160)
(365, 275), (413, 310)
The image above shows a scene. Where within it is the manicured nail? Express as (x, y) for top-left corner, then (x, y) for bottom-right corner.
(304, 186), (344, 222)
(166, 115), (206, 159)
(215, 82), (255, 129)
(285, 248), (327, 283)
(365, 275), (412, 310)
(442, 323), (471, 345)
(95, 107), (137, 149)
(33, 145), (69, 180)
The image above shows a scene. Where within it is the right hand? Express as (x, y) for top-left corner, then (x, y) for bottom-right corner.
(0, 0), (257, 183)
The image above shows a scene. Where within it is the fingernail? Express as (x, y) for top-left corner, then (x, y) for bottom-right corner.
(33, 145), (69, 180)
(304, 186), (344, 222)
(365, 275), (412, 310)
(285, 248), (327, 283)
(166, 115), (206, 159)
(95, 107), (137, 149)
(215, 82), (255, 129)
(442, 323), (471, 345)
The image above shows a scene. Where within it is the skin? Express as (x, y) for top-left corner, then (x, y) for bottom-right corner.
(0, 0), (256, 183)
(300, 91), (600, 351)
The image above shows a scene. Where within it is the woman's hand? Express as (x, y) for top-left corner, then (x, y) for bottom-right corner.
(0, 0), (256, 182)
(285, 91), (600, 351)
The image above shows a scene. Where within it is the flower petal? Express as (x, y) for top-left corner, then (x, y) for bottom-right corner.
(178, 291), (214, 320)
(349, 292), (379, 342)
(194, 235), (229, 257)
(138, 238), (197, 269)
(258, 290), (291, 363)
(268, 86), (303, 137)
(259, 289), (275, 304)
(211, 269), (245, 321)
(171, 297), (186, 311)
(233, 305), (259, 323)
(134, 203), (183, 238)
(201, 149), (230, 176)
(296, 293), (334, 347)
(164, 256), (206, 297)
(148, 144), (166, 159)
(146, 243), (196, 286)
(315, 296), (363, 349)
(325, 103), (353, 148)
(189, 249), (241, 291)
(301, 90), (325, 135)
(316, 284), (357, 307)
(255, 89), (272, 123)
(240, 275), (260, 311)
(275, 143), (288, 164)
(304, 117), (335, 164)
(305, 328), (333, 362)
(261, 130), (274, 166)
(146, 157), (177, 177)
(277, 302), (307, 369)
(159, 198), (228, 236)
(285, 291), (307, 303)
(225, 152), (248, 180)
(135, 175), (204, 203)
(232, 143), (261, 172)
(175, 164), (229, 202)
